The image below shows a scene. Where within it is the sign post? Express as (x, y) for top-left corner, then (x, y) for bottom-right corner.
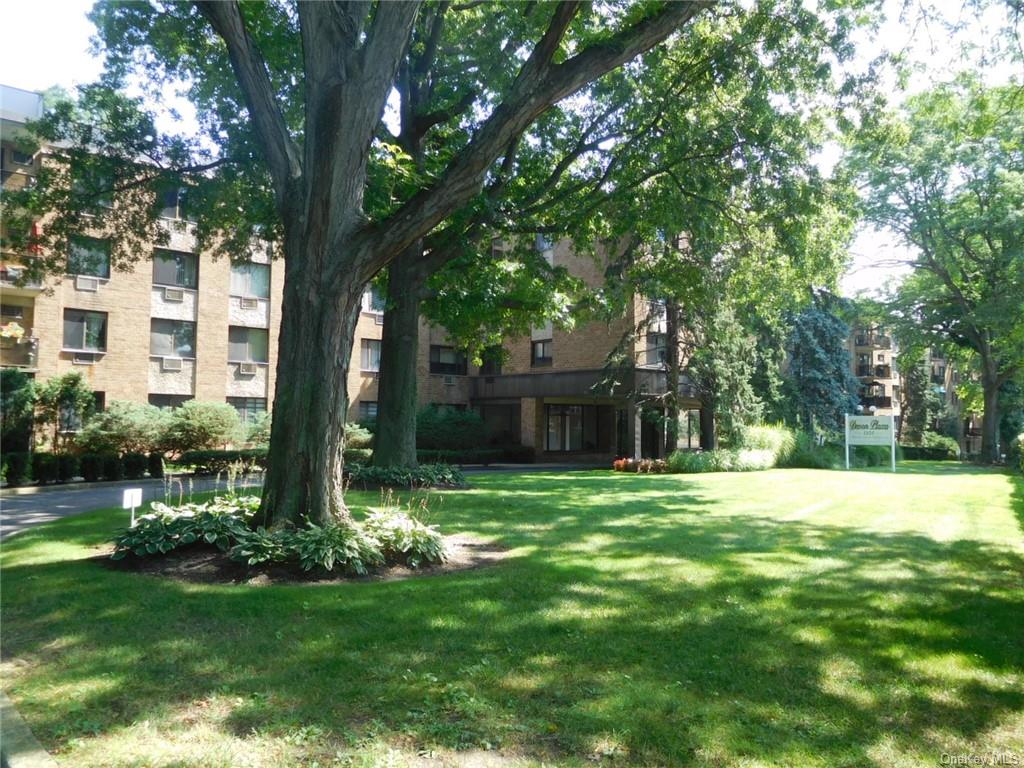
(122, 487), (143, 526)
(844, 414), (896, 473)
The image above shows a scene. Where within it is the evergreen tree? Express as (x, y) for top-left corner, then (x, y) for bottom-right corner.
(786, 304), (859, 434)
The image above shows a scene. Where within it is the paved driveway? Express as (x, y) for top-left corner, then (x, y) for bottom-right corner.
(0, 464), (602, 541)
(0, 476), (263, 540)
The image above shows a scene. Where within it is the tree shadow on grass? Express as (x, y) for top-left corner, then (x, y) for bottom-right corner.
(1, 472), (1022, 766)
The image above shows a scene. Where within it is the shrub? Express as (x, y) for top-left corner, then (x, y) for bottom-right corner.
(178, 448), (268, 474)
(1, 369), (35, 453)
(57, 454), (80, 483)
(75, 401), (170, 455)
(344, 447), (373, 465)
(31, 452), (59, 484)
(4, 452), (30, 485)
(416, 406), (488, 450)
(80, 453), (104, 482)
(245, 411), (272, 446)
(159, 401), (243, 455)
(363, 509), (446, 568)
(123, 452), (148, 480)
(345, 423), (374, 449)
(921, 431), (960, 459)
(148, 452), (165, 479)
(416, 447), (505, 465)
(291, 521), (385, 574)
(781, 432), (839, 469)
(347, 462), (465, 489)
(102, 454), (125, 481)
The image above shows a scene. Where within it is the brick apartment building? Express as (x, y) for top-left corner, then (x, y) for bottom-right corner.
(846, 323), (982, 456)
(1, 85), (699, 461)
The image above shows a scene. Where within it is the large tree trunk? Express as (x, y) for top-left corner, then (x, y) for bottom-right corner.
(373, 245), (427, 468)
(664, 300), (681, 454)
(980, 375), (1000, 464)
(699, 399), (717, 451)
(259, 269), (363, 528)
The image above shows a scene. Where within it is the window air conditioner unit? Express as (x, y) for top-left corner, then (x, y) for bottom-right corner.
(444, 375), (455, 386)
(374, 314), (385, 325)
(239, 361), (258, 375)
(72, 352), (95, 365)
(75, 275), (99, 292)
(161, 356), (183, 372)
(163, 286), (185, 302)
(239, 297), (259, 310)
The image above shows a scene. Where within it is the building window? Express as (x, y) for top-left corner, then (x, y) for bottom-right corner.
(545, 404), (607, 452)
(150, 319), (196, 358)
(68, 236), (110, 278)
(229, 262), (271, 298)
(159, 187), (192, 221)
(149, 394), (192, 410)
(362, 286), (386, 313)
(358, 401), (378, 422)
(228, 326), (269, 363)
(93, 391), (106, 413)
(227, 396), (267, 424)
(72, 170), (113, 209)
(531, 339), (553, 367)
(63, 309), (107, 351)
(429, 345), (467, 375)
(10, 148), (33, 166)
(361, 339), (381, 372)
(152, 248), (198, 288)
(645, 333), (667, 365)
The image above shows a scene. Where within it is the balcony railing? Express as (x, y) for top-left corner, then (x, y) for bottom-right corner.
(874, 365), (892, 378)
(0, 336), (39, 368)
(0, 266), (42, 290)
(857, 365), (872, 377)
(859, 395), (892, 409)
(1, 169), (36, 191)
(854, 334), (891, 349)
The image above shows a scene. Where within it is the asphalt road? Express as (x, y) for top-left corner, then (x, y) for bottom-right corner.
(0, 464), (601, 541)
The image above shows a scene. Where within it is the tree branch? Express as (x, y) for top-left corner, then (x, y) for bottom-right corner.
(194, 0), (302, 207)
(355, 0), (709, 281)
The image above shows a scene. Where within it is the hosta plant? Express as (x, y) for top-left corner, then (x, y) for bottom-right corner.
(291, 521), (385, 574)
(363, 509), (446, 568)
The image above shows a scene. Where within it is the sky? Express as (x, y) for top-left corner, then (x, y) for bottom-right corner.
(0, 0), (1019, 299)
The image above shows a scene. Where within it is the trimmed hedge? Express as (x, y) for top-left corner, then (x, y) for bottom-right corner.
(31, 453), (59, 484)
(80, 454), (104, 482)
(4, 452), (30, 485)
(178, 449), (268, 474)
(102, 454), (125, 481)
(346, 463), (466, 489)
(148, 452), (165, 479)
(123, 452), (148, 480)
(899, 445), (955, 461)
(58, 454), (80, 483)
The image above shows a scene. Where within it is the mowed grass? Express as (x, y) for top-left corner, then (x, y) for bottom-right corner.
(1, 462), (1023, 767)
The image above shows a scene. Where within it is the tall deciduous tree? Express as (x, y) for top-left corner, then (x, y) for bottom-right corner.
(848, 78), (1024, 462)
(4, 0), (708, 525)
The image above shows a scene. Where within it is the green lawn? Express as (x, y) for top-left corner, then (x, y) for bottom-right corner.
(2, 463), (1023, 767)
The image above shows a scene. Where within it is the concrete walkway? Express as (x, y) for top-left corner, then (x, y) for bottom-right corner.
(0, 464), (601, 541)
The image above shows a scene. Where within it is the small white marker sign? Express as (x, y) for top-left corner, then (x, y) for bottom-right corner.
(123, 487), (143, 526)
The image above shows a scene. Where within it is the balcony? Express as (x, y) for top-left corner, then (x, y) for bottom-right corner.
(0, 266), (43, 295)
(859, 395), (892, 409)
(1, 169), (36, 192)
(0, 335), (38, 369)
(854, 334), (891, 349)
(857, 365), (871, 377)
(874, 365), (892, 378)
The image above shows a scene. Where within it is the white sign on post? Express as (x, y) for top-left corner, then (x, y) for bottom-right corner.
(844, 414), (896, 472)
(122, 487), (143, 526)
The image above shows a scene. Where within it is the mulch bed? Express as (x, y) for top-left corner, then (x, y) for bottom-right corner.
(96, 533), (510, 586)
